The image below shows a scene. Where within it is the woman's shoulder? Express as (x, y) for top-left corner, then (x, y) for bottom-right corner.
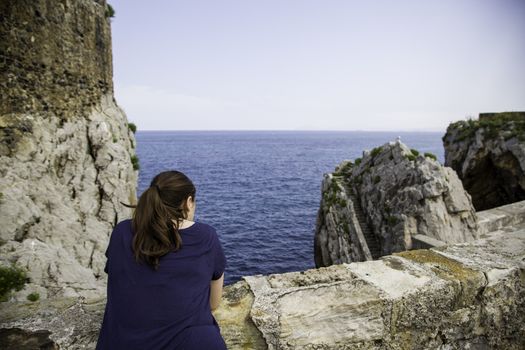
(193, 221), (215, 231)
(114, 218), (132, 232)
(109, 219), (134, 241)
(187, 221), (220, 245)
(186, 221), (217, 237)
(117, 218), (132, 226)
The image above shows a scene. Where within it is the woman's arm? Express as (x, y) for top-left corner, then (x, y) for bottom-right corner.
(210, 272), (224, 310)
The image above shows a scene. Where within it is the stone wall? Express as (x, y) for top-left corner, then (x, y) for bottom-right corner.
(0, 0), (138, 300)
(2, 220), (524, 349)
(0, 0), (113, 120)
(477, 199), (525, 236)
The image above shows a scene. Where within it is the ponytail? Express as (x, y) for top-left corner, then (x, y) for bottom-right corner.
(122, 170), (196, 270)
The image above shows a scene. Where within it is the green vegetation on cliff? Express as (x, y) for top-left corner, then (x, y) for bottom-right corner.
(106, 4), (115, 18)
(127, 122), (137, 133)
(27, 292), (40, 302)
(0, 264), (28, 302)
(444, 112), (525, 143)
(424, 152), (437, 161)
(370, 146), (383, 158)
(131, 155), (140, 170)
(405, 149), (418, 162)
(403, 148), (438, 162)
(323, 179), (348, 208)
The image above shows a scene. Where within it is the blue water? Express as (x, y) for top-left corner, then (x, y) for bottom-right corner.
(135, 131), (445, 285)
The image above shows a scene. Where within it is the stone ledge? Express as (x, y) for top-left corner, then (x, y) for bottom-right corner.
(412, 234), (447, 249)
(477, 199), (525, 235)
(1, 229), (524, 349)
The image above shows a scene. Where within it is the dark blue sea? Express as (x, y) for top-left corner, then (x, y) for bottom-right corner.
(135, 131), (444, 285)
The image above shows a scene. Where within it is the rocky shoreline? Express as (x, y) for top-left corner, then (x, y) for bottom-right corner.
(1, 1), (524, 349)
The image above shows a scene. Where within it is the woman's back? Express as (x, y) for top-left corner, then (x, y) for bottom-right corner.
(96, 219), (227, 350)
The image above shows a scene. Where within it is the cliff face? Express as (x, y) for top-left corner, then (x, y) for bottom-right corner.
(314, 140), (478, 267)
(2, 206), (524, 349)
(443, 112), (525, 211)
(0, 0), (137, 300)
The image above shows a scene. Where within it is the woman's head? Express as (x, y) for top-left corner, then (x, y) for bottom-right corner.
(128, 170), (196, 270)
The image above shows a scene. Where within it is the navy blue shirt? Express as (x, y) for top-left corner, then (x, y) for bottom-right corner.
(96, 219), (227, 349)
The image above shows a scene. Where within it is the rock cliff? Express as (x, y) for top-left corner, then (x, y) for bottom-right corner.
(443, 112), (525, 211)
(0, 0), (137, 300)
(314, 140), (478, 267)
(2, 203), (524, 349)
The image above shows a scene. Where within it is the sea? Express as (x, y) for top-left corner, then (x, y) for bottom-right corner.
(135, 130), (445, 285)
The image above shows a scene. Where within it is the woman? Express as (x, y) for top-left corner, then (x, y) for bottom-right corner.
(96, 170), (228, 349)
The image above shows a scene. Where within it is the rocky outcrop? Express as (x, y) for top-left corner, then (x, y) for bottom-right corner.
(443, 112), (525, 211)
(314, 140), (479, 267)
(0, 0), (137, 300)
(2, 211), (524, 349)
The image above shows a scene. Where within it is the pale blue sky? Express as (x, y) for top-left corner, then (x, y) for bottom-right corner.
(109, 0), (525, 131)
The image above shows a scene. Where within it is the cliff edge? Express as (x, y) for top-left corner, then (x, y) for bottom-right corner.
(0, 0), (138, 300)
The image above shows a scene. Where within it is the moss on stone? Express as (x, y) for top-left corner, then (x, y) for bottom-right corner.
(27, 292), (40, 302)
(213, 281), (267, 349)
(394, 250), (479, 283)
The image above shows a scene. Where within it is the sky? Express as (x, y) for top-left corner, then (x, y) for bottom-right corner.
(109, 0), (525, 131)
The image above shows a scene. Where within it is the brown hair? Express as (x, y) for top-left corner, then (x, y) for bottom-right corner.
(122, 170), (196, 270)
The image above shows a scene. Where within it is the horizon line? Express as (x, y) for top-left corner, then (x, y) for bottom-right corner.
(134, 128), (446, 133)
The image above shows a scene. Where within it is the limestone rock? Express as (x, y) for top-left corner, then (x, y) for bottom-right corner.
(314, 140), (479, 267)
(0, 0), (138, 301)
(0, 95), (137, 301)
(2, 225), (524, 349)
(443, 112), (525, 211)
